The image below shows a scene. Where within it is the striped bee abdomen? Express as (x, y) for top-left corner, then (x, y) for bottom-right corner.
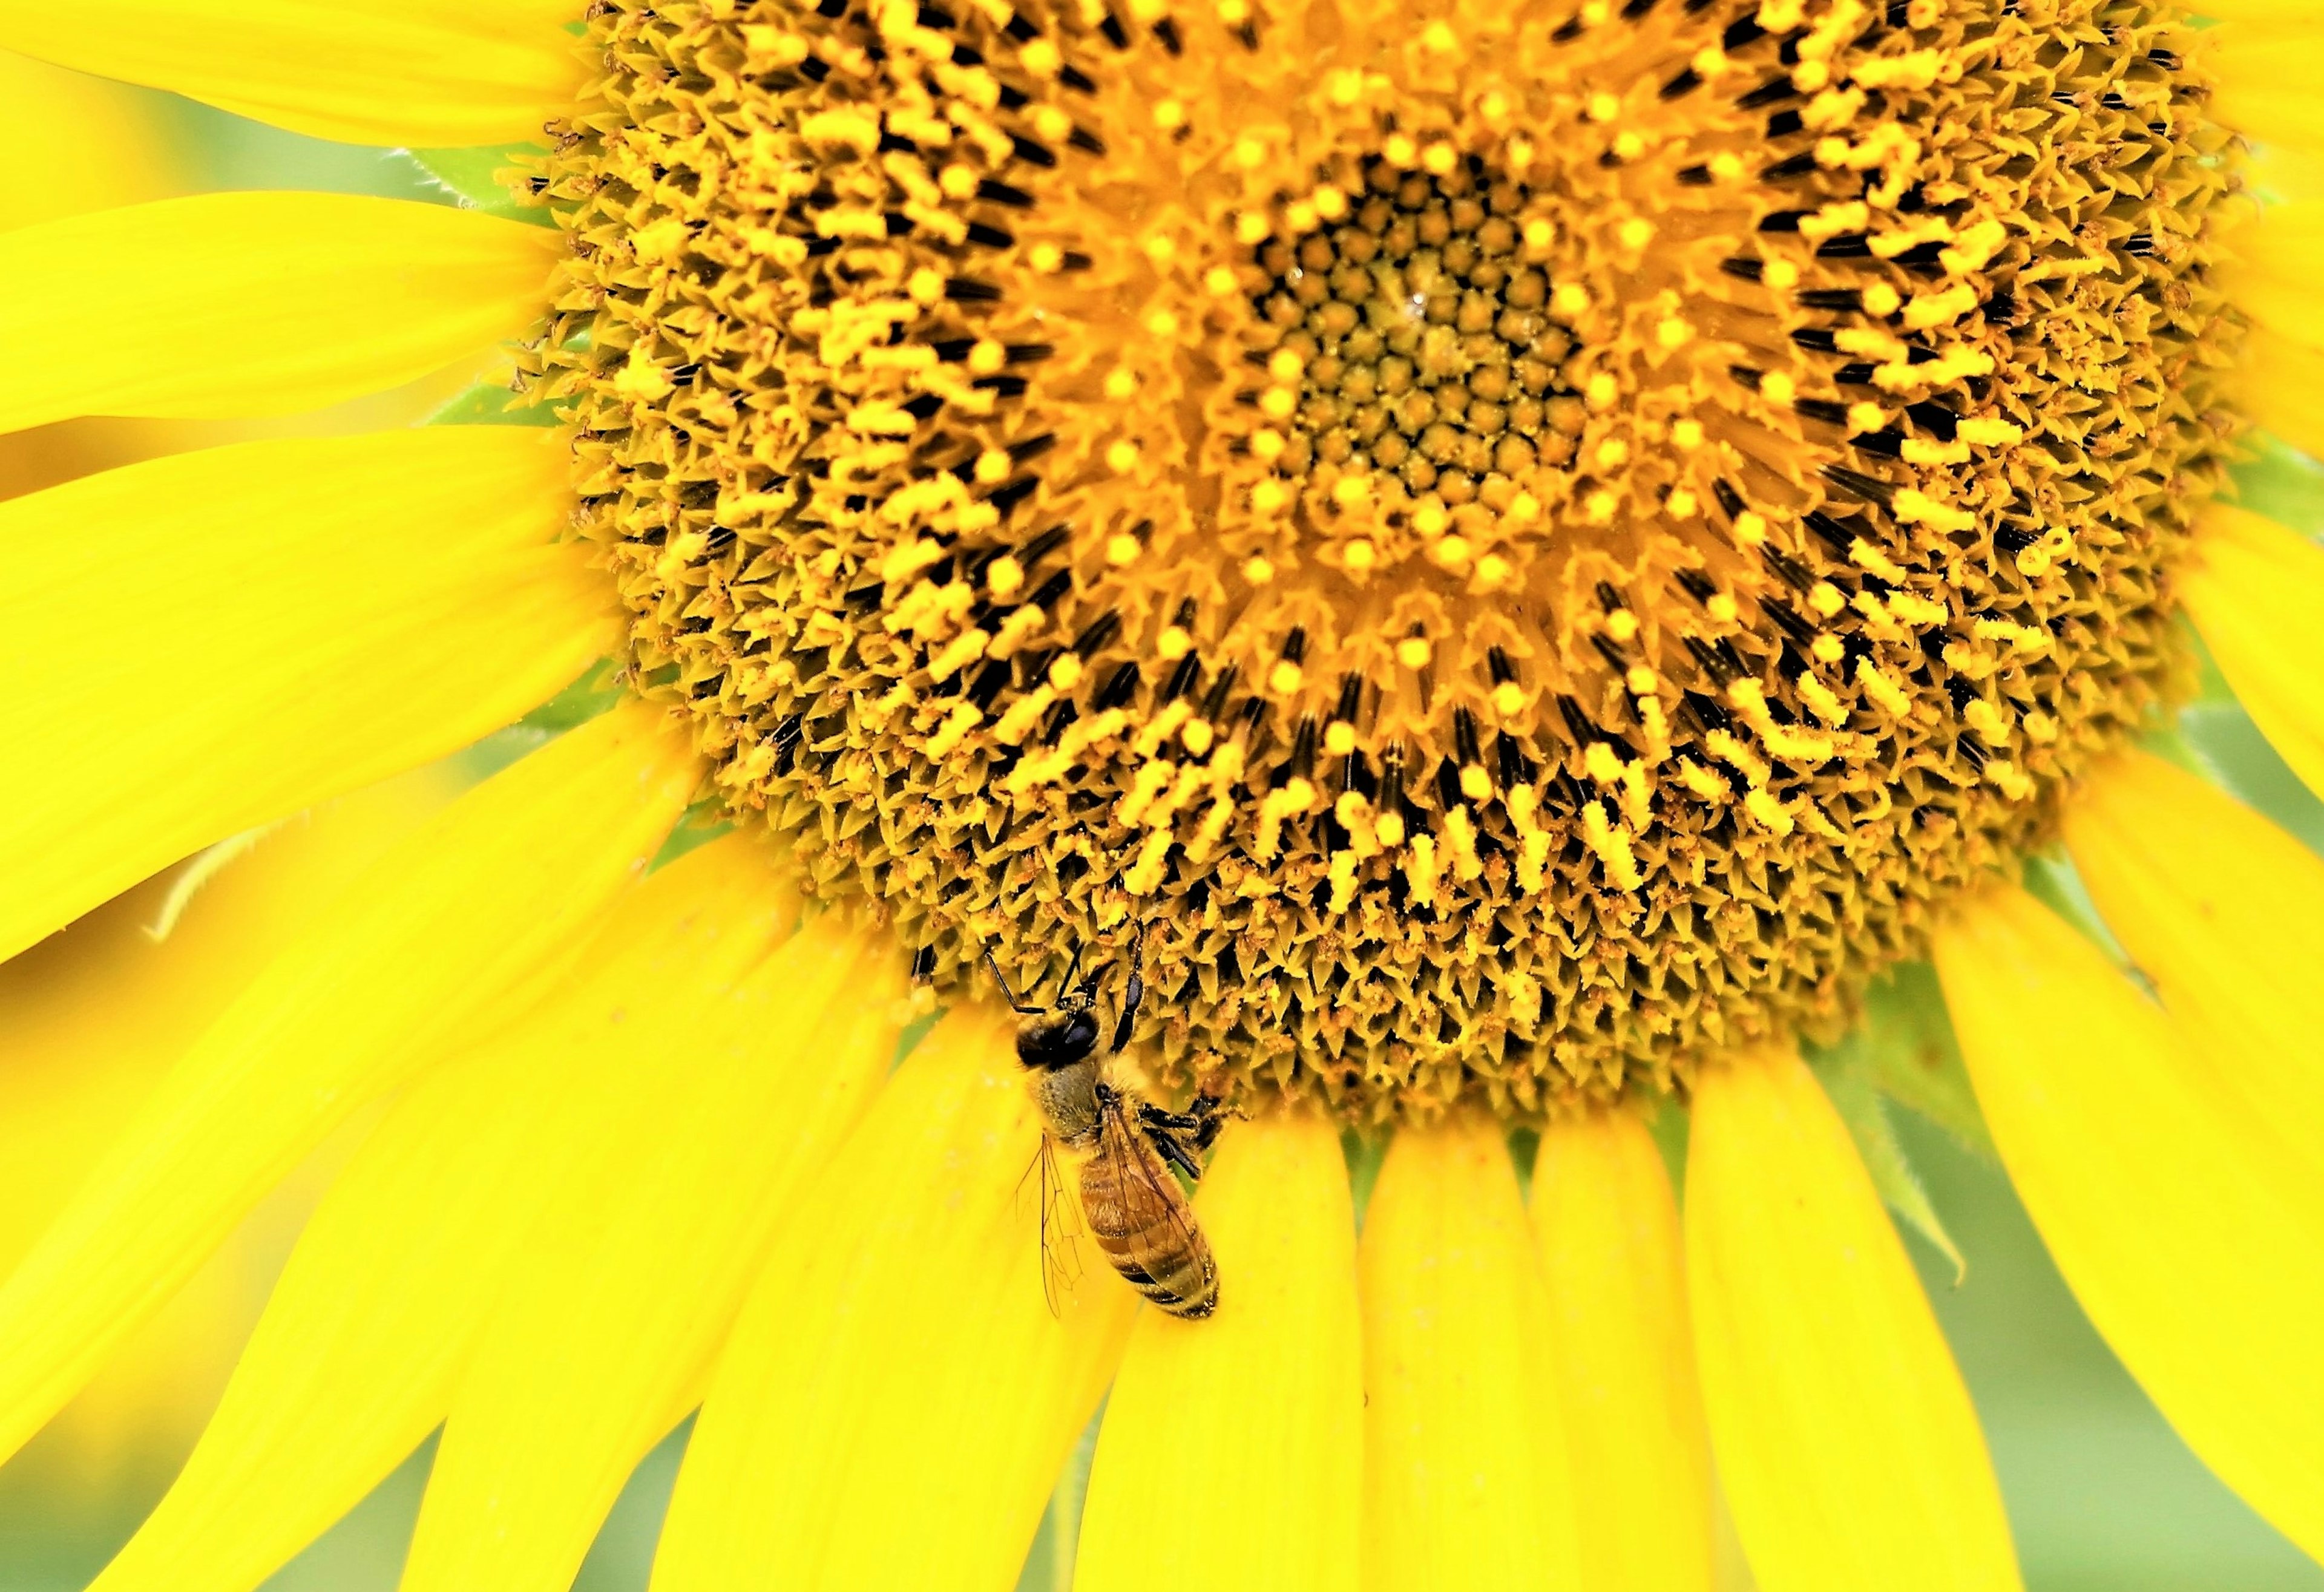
(1080, 1106), (1218, 1319)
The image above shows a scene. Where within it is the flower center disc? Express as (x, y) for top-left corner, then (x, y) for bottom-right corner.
(1252, 157), (1583, 499)
(541, 0), (2236, 1122)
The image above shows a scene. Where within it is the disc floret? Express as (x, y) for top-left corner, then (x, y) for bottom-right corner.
(539, 0), (2238, 1122)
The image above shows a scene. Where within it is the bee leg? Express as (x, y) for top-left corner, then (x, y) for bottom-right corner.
(982, 948), (1045, 1015)
(1109, 931), (1146, 1055)
(1136, 1099), (1223, 1181)
(1182, 1090), (1228, 1155)
(1141, 1116), (1206, 1184)
(1137, 1102), (1205, 1135)
(1141, 1093), (1227, 1144)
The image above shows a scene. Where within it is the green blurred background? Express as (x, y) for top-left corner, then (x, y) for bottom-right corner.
(1, 55), (2321, 1592)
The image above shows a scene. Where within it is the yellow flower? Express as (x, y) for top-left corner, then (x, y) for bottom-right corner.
(2, 1), (2323, 1590)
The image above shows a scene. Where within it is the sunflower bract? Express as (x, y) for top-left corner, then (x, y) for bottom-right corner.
(537, 0), (2236, 1122)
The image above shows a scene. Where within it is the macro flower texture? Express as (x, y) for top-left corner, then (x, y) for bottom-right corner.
(4, 0), (2324, 1585)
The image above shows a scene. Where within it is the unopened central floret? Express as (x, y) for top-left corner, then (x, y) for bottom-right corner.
(1253, 158), (1581, 502)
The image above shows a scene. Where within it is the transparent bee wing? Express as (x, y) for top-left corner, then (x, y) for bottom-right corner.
(1032, 1134), (1084, 1317)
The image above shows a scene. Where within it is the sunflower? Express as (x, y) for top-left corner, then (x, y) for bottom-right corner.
(4, 0), (2324, 1587)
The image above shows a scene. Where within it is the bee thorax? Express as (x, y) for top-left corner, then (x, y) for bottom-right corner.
(1029, 1060), (1105, 1145)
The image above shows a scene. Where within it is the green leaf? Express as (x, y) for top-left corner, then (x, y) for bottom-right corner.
(1646, 1091), (1691, 1194)
(2020, 850), (2127, 967)
(2179, 701), (2324, 856)
(519, 658), (626, 732)
(452, 661), (624, 782)
(1802, 958), (1995, 1277)
(423, 376), (564, 428)
(2228, 433), (2324, 537)
(892, 1009), (940, 1074)
(1341, 1128), (1387, 1231)
(650, 802), (735, 873)
(1815, 1053), (1966, 1282)
(2162, 617), (2324, 857)
(400, 145), (556, 226)
(1816, 960), (1992, 1162)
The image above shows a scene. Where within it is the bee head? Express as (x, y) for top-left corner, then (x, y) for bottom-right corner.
(1016, 1008), (1100, 1072)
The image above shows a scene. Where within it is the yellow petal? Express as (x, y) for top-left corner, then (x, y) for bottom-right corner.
(0, 194), (560, 434)
(1533, 1107), (1715, 1592)
(86, 1024), (608, 1590)
(392, 0), (587, 27)
(2198, 0), (2320, 18)
(82, 836), (801, 1592)
(1358, 1115), (1579, 1592)
(84, 836), (801, 1592)
(2224, 201), (2324, 356)
(0, 768), (453, 1472)
(402, 906), (903, 1592)
(1076, 1107), (1362, 1592)
(649, 1004), (1132, 1592)
(0, 770), (451, 1277)
(2179, 503), (2324, 804)
(0, 49), (179, 230)
(1934, 883), (2324, 1561)
(2239, 327), (2324, 462)
(0, 1), (582, 148)
(0, 700), (697, 1469)
(2065, 751), (2324, 1171)
(0, 426), (617, 962)
(2208, 24), (2324, 157)
(1687, 1043), (2022, 1592)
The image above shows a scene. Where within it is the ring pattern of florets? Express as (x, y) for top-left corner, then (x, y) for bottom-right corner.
(536, 0), (2237, 1122)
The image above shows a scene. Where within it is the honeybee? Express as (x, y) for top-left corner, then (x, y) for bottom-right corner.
(987, 938), (1225, 1320)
